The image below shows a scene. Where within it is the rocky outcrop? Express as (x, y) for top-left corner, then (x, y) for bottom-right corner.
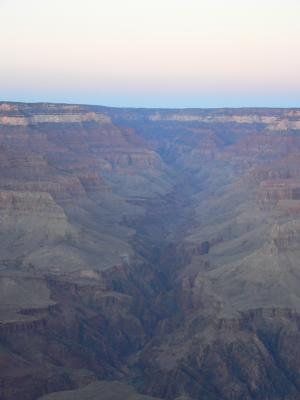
(0, 112), (111, 126)
(148, 112), (279, 124)
(0, 191), (66, 214)
(0, 318), (46, 336)
(38, 380), (162, 400)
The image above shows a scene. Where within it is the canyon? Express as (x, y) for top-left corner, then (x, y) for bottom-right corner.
(1, 102), (300, 399)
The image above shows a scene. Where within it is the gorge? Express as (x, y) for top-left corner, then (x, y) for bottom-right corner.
(1, 103), (300, 400)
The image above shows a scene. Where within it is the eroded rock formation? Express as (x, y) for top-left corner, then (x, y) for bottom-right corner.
(1, 103), (300, 399)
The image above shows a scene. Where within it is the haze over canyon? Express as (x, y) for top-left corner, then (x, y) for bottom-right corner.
(1, 102), (300, 400)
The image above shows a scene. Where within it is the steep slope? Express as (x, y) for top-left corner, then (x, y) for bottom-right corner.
(1, 103), (300, 400)
(38, 381), (162, 400)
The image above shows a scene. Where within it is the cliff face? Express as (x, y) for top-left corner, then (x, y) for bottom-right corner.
(1, 103), (300, 400)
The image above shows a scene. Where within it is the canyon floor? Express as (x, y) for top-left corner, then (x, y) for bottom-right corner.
(1, 103), (300, 400)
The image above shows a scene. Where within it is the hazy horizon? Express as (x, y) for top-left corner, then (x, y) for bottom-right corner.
(2, 97), (300, 110)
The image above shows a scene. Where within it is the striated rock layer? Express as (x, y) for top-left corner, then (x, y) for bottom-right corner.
(1, 102), (300, 399)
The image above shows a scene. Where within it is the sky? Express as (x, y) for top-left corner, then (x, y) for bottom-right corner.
(1, 0), (300, 108)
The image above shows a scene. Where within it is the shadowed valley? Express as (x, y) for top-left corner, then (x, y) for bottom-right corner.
(1, 103), (300, 399)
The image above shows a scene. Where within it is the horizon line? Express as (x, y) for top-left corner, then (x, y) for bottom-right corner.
(1, 99), (300, 111)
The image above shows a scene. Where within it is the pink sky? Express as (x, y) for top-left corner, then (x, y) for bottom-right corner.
(1, 0), (300, 107)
